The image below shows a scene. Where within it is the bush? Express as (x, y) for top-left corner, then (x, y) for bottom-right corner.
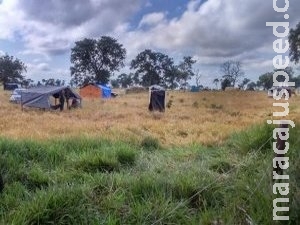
(117, 148), (136, 166)
(141, 136), (160, 151)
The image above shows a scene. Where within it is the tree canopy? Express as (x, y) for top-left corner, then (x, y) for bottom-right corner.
(289, 22), (300, 64)
(0, 54), (26, 84)
(70, 36), (126, 86)
(220, 60), (244, 87)
(130, 49), (196, 88)
(130, 49), (174, 87)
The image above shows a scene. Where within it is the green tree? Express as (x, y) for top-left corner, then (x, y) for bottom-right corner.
(220, 60), (244, 87)
(221, 78), (232, 90)
(289, 22), (300, 64)
(117, 73), (133, 88)
(130, 49), (174, 87)
(110, 79), (119, 88)
(70, 36), (126, 86)
(246, 81), (257, 90)
(238, 78), (251, 90)
(176, 56), (196, 89)
(213, 78), (219, 89)
(257, 72), (273, 90)
(0, 54), (26, 84)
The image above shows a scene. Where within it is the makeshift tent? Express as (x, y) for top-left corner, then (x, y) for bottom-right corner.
(21, 86), (81, 110)
(268, 86), (291, 98)
(79, 84), (111, 98)
(4, 82), (21, 90)
(148, 85), (165, 112)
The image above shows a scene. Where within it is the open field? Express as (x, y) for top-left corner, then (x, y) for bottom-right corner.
(0, 89), (299, 224)
(0, 89), (299, 146)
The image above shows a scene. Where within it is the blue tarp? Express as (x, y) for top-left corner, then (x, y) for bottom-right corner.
(97, 84), (111, 98)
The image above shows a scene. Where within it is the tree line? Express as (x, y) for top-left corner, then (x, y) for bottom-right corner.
(1, 22), (300, 90)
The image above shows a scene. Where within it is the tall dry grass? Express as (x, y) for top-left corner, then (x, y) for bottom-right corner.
(0, 89), (299, 146)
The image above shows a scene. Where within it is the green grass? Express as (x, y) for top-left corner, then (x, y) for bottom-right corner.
(0, 124), (299, 224)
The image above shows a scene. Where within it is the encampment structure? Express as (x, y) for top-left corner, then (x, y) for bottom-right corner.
(21, 86), (81, 110)
(3, 82), (21, 90)
(79, 84), (111, 98)
(148, 85), (165, 112)
(268, 86), (292, 98)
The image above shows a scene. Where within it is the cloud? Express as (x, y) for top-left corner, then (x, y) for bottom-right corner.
(139, 12), (166, 28)
(1, 0), (300, 84)
(0, 0), (142, 55)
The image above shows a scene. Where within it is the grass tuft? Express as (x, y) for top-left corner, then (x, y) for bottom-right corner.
(141, 136), (160, 151)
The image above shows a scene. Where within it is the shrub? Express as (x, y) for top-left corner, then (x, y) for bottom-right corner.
(167, 100), (173, 108)
(141, 136), (160, 151)
(192, 101), (199, 108)
(117, 148), (136, 166)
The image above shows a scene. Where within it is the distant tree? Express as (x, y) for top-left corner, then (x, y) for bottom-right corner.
(110, 79), (119, 88)
(291, 75), (300, 87)
(130, 49), (174, 87)
(194, 69), (202, 87)
(213, 78), (220, 89)
(45, 78), (55, 86)
(55, 79), (61, 86)
(246, 81), (257, 91)
(70, 36), (126, 86)
(258, 67), (295, 90)
(288, 22), (300, 64)
(22, 78), (34, 88)
(238, 78), (251, 90)
(0, 54), (26, 84)
(220, 60), (244, 87)
(176, 56), (196, 89)
(257, 72), (273, 90)
(221, 78), (232, 90)
(117, 73), (133, 88)
(164, 66), (179, 89)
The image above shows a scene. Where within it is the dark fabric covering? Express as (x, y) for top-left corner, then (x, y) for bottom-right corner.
(4, 83), (20, 90)
(148, 86), (165, 112)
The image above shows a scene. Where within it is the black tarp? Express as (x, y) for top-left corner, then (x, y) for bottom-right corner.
(148, 85), (165, 112)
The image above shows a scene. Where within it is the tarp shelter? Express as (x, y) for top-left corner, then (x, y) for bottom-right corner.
(79, 84), (111, 98)
(148, 85), (165, 112)
(268, 86), (292, 98)
(21, 86), (82, 110)
(3, 82), (21, 90)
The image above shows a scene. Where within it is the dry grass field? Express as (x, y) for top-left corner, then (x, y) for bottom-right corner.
(1, 88), (300, 225)
(1, 88), (299, 146)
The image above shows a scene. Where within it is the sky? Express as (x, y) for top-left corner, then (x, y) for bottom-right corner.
(0, 0), (300, 87)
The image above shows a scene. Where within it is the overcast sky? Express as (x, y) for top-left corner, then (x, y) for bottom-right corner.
(0, 0), (299, 87)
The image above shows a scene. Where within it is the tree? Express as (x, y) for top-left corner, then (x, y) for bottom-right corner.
(289, 22), (300, 64)
(258, 67), (294, 90)
(194, 69), (202, 87)
(110, 79), (119, 88)
(70, 36), (126, 86)
(221, 78), (232, 90)
(176, 56), (196, 89)
(0, 54), (26, 84)
(257, 72), (273, 90)
(238, 78), (251, 90)
(130, 49), (174, 87)
(117, 73), (133, 88)
(213, 78), (219, 89)
(246, 81), (257, 91)
(220, 60), (244, 87)
(22, 78), (34, 88)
